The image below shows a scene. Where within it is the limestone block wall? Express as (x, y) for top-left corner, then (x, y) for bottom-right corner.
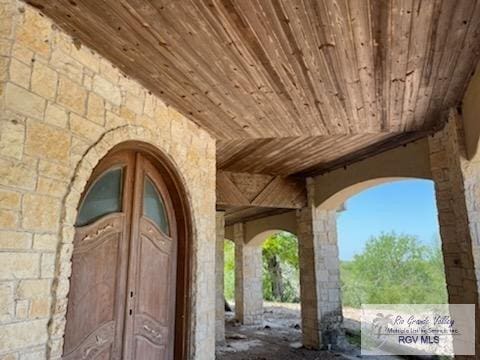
(0, 1), (216, 359)
(233, 223), (263, 325)
(429, 113), (479, 305)
(215, 211), (225, 343)
(428, 111), (480, 355)
(297, 179), (342, 349)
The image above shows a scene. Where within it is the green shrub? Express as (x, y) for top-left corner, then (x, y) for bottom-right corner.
(341, 232), (447, 308)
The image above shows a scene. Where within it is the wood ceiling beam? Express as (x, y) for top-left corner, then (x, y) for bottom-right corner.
(216, 171), (306, 209)
(296, 130), (433, 178)
(223, 207), (293, 227)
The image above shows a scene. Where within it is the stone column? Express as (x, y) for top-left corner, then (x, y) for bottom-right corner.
(234, 223), (263, 325)
(297, 178), (342, 349)
(428, 111), (480, 354)
(215, 212), (226, 343)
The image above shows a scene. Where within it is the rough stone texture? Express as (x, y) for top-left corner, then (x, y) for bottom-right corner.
(24, 120), (70, 162)
(215, 211), (226, 343)
(5, 83), (45, 120)
(428, 111), (480, 356)
(297, 178), (343, 349)
(234, 223), (263, 325)
(0, 2), (216, 359)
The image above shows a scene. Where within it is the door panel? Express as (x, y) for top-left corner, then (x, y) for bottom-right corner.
(134, 336), (165, 360)
(137, 227), (171, 323)
(63, 214), (124, 360)
(131, 220), (172, 357)
(64, 151), (178, 360)
(125, 154), (177, 360)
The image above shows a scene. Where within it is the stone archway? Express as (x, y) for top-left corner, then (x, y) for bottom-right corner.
(47, 126), (196, 359)
(298, 171), (436, 349)
(234, 227), (298, 325)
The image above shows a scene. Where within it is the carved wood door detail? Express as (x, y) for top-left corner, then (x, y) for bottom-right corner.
(63, 151), (177, 360)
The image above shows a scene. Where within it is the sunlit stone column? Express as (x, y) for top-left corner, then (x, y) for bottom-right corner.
(297, 178), (342, 349)
(215, 211), (226, 343)
(428, 111), (480, 355)
(234, 223), (263, 325)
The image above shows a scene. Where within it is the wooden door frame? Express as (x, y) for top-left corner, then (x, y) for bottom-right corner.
(75, 141), (193, 359)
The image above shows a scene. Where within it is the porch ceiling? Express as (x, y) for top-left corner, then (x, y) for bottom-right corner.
(217, 132), (413, 176)
(223, 206), (292, 227)
(29, 0), (480, 175)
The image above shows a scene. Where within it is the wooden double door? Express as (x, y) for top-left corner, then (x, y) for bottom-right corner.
(63, 150), (177, 360)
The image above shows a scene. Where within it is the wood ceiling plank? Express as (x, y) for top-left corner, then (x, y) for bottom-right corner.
(388, 0), (414, 132)
(282, 0), (350, 134)
(39, 0), (239, 137)
(223, 207), (292, 227)
(443, 0), (480, 107)
(297, 132), (427, 177)
(413, 0), (455, 130)
(212, 0), (309, 135)
(27, 0), (480, 175)
(264, 0), (333, 134)
(251, 176), (306, 209)
(217, 171), (306, 209)
(369, 0), (391, 132)
(317, 0), (365, 133)
(192, 2), (287, 136)
(424, 0), (477, 129)
(402, 0), (436, 131)
(216, 133), (397, 175)
(216, 171), (250, 206)
(122, 0), (259, 134)
(349, 0), (379, 132)
(30, 0), (480, 140)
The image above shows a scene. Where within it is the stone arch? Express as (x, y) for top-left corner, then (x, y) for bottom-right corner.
(318, 176), (419, 210)
(247, 229), (287, 247)
(47, 125), (196, 359)
(312, 138), (432, 209)
(241, 211), (297, 245)
(463, 63), (480, 160)
(233, 225), (299, 325)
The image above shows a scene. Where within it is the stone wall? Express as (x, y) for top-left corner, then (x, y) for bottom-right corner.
(0, 1), (216, 359)
(215, 211), (225, 343)
(428, 111), (480, 355)
(297, 179), (342, 349)
(233, 223), (263, 325)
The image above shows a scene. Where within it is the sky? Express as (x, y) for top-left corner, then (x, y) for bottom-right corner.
(337, 179), (440, 261)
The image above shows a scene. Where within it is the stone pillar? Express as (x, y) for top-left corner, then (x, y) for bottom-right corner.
(215, 212), (226, 343)
(297, 178), (342, 349)
(234, 223), (263, 325)
(428, 111), (480, 354)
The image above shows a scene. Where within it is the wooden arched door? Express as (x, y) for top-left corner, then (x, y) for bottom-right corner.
(63, 150), (178, 360)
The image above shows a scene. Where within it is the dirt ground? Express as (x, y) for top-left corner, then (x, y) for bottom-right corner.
(216, 302), (408, 360)
(215, 302), (359, 360)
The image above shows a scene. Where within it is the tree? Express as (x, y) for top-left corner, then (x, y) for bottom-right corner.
(262, 232), (299, 302)
(341, 232), (448, 307)
(224, 240), (235, 300)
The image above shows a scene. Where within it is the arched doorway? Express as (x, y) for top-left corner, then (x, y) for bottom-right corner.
(63, 144), (190, 360)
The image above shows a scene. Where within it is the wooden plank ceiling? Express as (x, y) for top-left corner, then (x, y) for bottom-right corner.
(29, 0), (480, 176)
(223, 206), (292, 227)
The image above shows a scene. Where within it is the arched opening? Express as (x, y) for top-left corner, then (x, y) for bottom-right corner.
(218, 228), (302, 358)
(218, 178), (449, 359)
(63, 142), (192, 360)
(224, 238), (235, 314)
(335, 179), (447, 353)
(239, 230), (300, 319)
(261, 232), (299, 305)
